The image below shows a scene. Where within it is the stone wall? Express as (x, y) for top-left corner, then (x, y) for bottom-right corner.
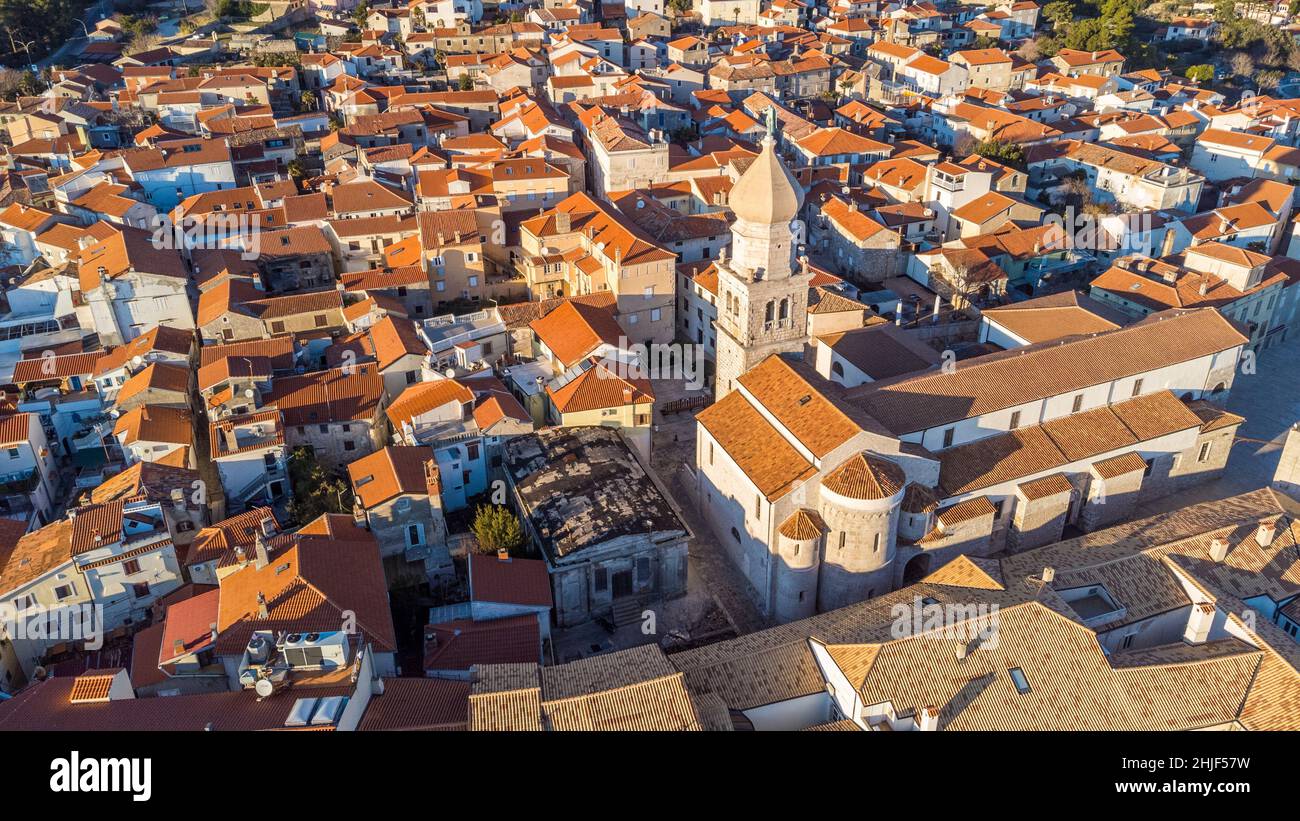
(1007, 486), (1070, 554)
(1080, 463), (1144, 532)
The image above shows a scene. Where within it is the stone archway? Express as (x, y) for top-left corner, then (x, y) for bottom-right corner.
(902, 553), (932, 586)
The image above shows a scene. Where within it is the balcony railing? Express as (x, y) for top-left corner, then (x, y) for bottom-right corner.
(0, 470), (38, 494)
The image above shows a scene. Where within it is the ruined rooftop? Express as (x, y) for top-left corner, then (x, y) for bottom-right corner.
(504, 426), (687, 562)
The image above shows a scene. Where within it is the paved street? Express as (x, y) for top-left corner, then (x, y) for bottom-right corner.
(650, 377), (773, 636)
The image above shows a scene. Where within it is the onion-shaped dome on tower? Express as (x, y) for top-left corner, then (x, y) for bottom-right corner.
(729, 132), (804, 227)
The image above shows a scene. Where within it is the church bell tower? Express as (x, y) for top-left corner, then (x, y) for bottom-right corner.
(713, 112), (811, 400)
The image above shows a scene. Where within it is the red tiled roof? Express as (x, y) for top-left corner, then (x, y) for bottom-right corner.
(469, 553), (553, 608)
(159, 587), (221, 663)
(356, 677), (470, 730)
(424, 615), (540, 672)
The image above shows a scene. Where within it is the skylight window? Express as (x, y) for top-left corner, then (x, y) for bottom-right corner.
(1008, 667), (1031, 695)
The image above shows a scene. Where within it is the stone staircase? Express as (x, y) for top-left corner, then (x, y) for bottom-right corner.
(611, 597), (643, 627)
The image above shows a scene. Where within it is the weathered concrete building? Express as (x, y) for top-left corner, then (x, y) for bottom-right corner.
(503, 426), (689, 627)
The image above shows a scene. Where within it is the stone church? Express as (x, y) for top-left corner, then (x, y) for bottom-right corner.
(694, 129), (1249, 624)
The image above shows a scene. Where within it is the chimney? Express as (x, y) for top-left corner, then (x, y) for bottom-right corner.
(497, 549), (511, 562)
(1273, 423), (1300, 497)
(1209, 536), (1230, 562)
(1183, 601), (1215, 644)
(1256, 521), (1277, 547)
(234, 543), (249, 566)
(556, 210), (571, 233)
(955, 643), (967, 661)
(1198, 279), (1209, 297)
(254, 532), (270, 570)
(917, 705), (940, 731)
(256, 591), (269, 619)
(1041, 566), (1055, 584)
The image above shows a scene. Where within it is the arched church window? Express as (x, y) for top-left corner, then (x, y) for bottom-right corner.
(779, 298), (789, 321)
(764, 301), (774, 323)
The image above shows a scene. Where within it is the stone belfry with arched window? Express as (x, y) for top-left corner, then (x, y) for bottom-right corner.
(713, 119), (812, 400)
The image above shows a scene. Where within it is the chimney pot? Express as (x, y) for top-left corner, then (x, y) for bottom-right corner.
(918, 705), (940, 731)
(1041, 566), (1055, 584)
(254, 532), (270, 570)
(1256, 522), (1277, 547)
(1209, 536), (1230, 562)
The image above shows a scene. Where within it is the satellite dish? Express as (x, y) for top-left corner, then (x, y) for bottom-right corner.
(254, 678), (275, 698)
(131, 355), (144, 368)
(243, 388), (255, 399)
(444, 368), (455, 378)
(32, 666), (47, 680)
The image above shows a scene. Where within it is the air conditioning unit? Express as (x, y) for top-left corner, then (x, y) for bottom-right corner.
(280, 630), (350, 670)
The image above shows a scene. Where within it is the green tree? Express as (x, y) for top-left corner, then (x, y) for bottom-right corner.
(973, 139), (1027, 169)
(352, 0), (370, 27)
(458, 72), (474, 90)
(668, 125), (695, 144)
(0, 0), (84, 67)
(470, 504), (524, 555)
(1186, 63), (1215, 83)
(1062, 17), (1112, 51)
(287, 447), (353, 525)
(299, 90), (317, 112)
(16, 69), (40, 98)
(1100, 0), (1134, 45)
(1043, 0), (1075, 29)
